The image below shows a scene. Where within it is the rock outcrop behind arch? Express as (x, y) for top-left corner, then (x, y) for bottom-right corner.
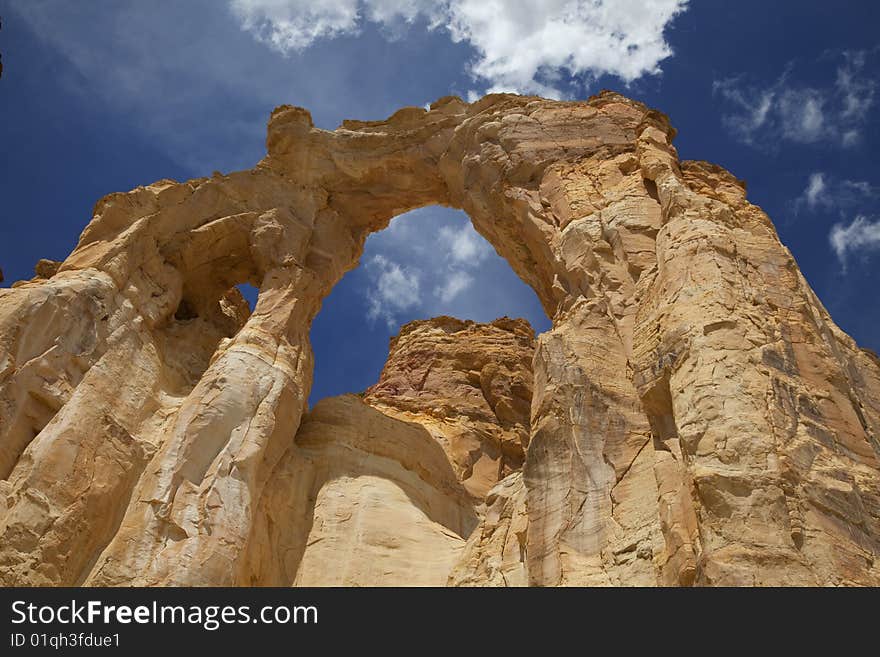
(1, 91), (878, 586)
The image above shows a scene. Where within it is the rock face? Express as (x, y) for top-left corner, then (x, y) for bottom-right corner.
(1, 91), (879, 586)
(365, 316), (534, 498)
(243, 393), (479, 587)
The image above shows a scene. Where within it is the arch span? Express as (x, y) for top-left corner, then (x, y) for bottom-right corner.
(1, 92), (879, 586)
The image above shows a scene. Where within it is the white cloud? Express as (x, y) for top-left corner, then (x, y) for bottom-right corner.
(837, 51), (875, 121)
(781, 92), (825, 142)
(797, 172), (875, 214)
(842, 129), (860, 147)
(843, 180), (874, 196)
(229, 0), (361, 52)
(438, 223), (492, 265)
(365, 254), (421, 327)
(714, 51), (877, 148)
(429, 223), (492, 302)
(229, 0), (689, 97)
(362, 0), (439, 25)
(803, 173), (828, 209)
(434, 270), (474, 302)
(829, 216), (880, 267)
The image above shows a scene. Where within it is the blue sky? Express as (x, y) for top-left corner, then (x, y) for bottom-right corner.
(1, 1), (878, 405)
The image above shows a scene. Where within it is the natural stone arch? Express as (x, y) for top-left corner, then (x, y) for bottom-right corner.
(1, 92), (879, 586)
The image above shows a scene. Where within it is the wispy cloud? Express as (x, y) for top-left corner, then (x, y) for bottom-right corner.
(430, 222), (492, 302)
(837, 51), (876, 122)
(434, 270), (474, 303)
(713, 51), (877, 148)
(829, 216), (880, 268)
(229, 0), (689, 98)
(365, 254), (422, 327)
(795, 171), (879, 270)
(797, 171), (875, 213)
(230, 0), (362, 52)
(437, 223), (492, 265)
(803, 172), (828, 209)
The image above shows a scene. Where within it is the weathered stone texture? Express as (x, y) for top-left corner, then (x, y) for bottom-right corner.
(365, 316), (534, 498)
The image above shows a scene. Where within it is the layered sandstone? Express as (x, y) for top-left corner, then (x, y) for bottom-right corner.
(0, 91), (878, 586)
(365, 316), (534, 498)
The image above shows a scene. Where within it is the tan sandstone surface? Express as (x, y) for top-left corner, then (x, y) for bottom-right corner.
(0, 91), (879, 586)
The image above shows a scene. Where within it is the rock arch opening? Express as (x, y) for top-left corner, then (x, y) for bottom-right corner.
(308, 205), (550, 407)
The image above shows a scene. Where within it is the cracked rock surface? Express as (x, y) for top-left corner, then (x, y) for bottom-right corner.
(1, 91), (878, 586)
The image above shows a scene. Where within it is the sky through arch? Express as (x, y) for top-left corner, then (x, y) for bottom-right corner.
(308, 206), (551, 406)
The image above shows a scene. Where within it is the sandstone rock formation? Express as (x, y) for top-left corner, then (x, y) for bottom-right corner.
(365, 316), (534, 498)
(1, 91), (879, 586)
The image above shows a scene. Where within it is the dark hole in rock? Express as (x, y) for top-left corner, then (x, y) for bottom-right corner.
(643, 178), (660, 202)
(174, 298), (198, 320)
